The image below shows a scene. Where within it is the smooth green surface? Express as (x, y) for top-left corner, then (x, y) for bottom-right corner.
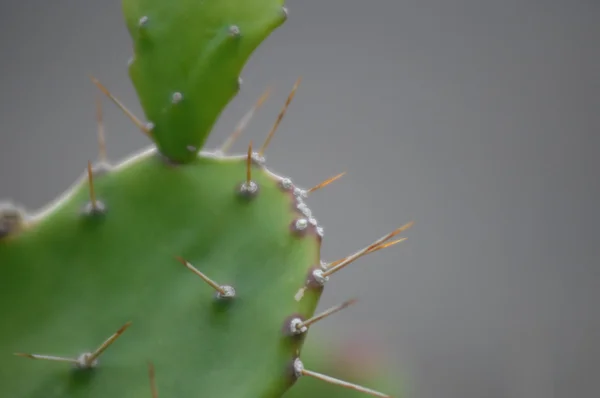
(0, 150), (321, 398)
(123, 0), (287, 163)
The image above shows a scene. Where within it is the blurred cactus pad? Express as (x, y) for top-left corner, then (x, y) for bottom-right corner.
(0, 0), (411, 397)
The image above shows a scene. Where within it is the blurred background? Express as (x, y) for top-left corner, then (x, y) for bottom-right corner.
(1, 1), (598, 397)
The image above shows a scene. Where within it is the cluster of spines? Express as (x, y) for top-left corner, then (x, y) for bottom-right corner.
(6, 73), (412, 398)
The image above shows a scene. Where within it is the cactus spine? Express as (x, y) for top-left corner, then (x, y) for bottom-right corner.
(0, 1), (410, 397)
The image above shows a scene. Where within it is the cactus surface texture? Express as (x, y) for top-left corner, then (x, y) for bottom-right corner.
(0, 1), (410, 398)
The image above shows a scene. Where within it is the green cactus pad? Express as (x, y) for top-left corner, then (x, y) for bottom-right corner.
(0, 149), (324, 398)
(2, 1), (412, 397)
(123, 0), (287, 163)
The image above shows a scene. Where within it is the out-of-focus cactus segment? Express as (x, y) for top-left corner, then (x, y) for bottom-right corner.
(122, 0), (288, 163)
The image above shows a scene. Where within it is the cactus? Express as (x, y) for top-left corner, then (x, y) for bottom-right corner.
(0, 1), (412, 397)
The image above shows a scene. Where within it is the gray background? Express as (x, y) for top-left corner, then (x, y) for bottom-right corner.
(1, 1), (599, 397)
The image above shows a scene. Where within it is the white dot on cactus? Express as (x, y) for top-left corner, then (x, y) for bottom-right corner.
(239, 181), (259, 198)
(251, 152), (265, 166)
(238, 77), (243, 87)
(317, 226), (324, 237)
(216, 285), (236, 299)
(293, 358), (304, 378)
(75, 353), (98, 369)
(187, 145), (197, 152)
(309, 217), (318, 226)
(295, 218), (308, 231)
(243, 181), (258, 192)
(82, 200), (106, 216)
(138, 16), (149, 27)
(229, 25), (241, 37)
(294, 286), (307, 302)
(172, 92), (183, 104)
(127, 56), (135, 66)
(281, 6), (289, 19)
(289, 318), (307, 335)
(302, 207), (313, 219)
(280, 178), (293, 190)
(297, 202), (312, 218)
(312, 268), (329, 286)
(145, 122), (155, 131)
(294, 187), (307, 198)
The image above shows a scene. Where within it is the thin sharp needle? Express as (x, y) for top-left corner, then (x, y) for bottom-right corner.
(85, 321), (132, 365)
(220, 87), (272, 153)
(96, 94), (107, 162)
(259, 77), (302, 155)
(297, 298), (357, 330)
(247, 141), (253, 184)
(322, 222), (414, 277)
(306, 172), (346, 195)
(89, 75), (150, 136)
(148, 362), (158, 398)
(87, 161), (97, 209)
(14, 353), (78, 363)
(325, 238), (407, 270)
(175, 256), (226, 295)
(300, 367), (392, 398)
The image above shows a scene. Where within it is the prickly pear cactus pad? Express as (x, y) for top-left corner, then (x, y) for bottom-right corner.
(0, 1), (413, 397)
(1, 144), (411, 398)
(1, 148), (325, 398)
(123, 0), (288, 163)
